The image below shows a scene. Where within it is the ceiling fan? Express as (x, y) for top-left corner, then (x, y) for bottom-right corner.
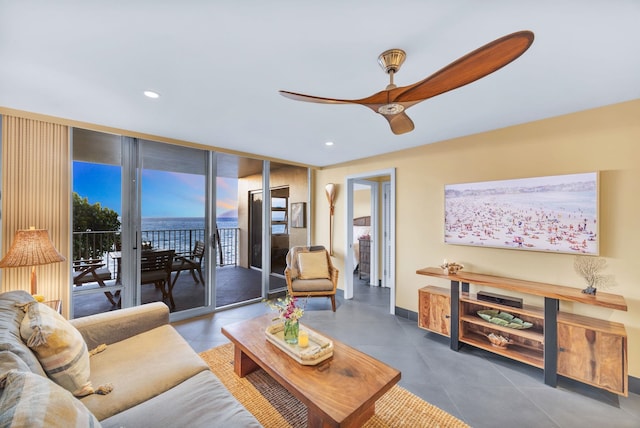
(279, 30), (534, 135)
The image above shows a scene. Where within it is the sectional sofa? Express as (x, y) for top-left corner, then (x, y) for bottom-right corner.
(0, 290), (261, 427)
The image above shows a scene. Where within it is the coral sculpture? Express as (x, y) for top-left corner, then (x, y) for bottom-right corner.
(573, 256), (615, 295)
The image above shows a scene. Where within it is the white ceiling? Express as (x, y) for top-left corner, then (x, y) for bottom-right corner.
(1, 1), (639, 167)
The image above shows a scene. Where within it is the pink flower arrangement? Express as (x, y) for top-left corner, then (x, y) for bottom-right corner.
(266, 294), (305, 322)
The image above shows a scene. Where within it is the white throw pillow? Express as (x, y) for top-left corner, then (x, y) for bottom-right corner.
(297, 251), (330, 280)
(19, 302), (94, 397)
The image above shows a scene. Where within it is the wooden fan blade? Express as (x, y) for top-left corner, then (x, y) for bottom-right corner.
(394, 30), (534, 103)
(279, 90), (355, 104)
(381, 111), (415, 135)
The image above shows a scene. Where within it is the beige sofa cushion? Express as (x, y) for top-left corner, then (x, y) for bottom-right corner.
(100, 371), (261, 428)
(70, 302), (169, 350)
(289, 277), (335, 292)
(81, 324), (208, 421)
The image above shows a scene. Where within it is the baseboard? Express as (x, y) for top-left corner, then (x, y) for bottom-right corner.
(629, 375), (640, 395)
(394, 307), (418, 322)
(394, 306), (640, 396)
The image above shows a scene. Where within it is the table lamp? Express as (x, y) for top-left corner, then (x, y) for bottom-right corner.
(0, 227), (66, 299)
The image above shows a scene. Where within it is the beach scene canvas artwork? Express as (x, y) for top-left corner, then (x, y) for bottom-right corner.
(444, 172), (598, 255)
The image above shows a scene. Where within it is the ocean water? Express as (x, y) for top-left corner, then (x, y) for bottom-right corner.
(142, 217), (238, 230)
(141, 217), (238, 255)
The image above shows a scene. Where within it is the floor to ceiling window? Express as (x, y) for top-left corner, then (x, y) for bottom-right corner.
(71, 129), (124, 317)
(72, 131), (310, 316)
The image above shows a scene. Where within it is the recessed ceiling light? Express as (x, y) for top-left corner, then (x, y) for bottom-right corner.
(325, 141), (334, 146)
(144, 90), (160, 99)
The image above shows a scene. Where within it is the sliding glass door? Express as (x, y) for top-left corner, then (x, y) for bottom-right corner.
(269, 162), (309, 293)
(138, 140), (208, 313)
(216, 154), (264, 307)
(72, 130), (211, 318)
(214, 156), (308, 306)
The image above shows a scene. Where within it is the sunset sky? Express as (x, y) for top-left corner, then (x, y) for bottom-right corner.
(73, 162), (238, 218)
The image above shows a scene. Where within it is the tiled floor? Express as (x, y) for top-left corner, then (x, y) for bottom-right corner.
(173, 282), (640, 428)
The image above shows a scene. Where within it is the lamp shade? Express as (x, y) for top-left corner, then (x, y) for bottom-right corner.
(325, 184), (337, 256)
(0, 228), (66, 268)
(0, 228), (66, 296)
(325, 183), (336, 206)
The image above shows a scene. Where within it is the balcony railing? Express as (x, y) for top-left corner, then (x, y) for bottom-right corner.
(72, 227), (239, 272)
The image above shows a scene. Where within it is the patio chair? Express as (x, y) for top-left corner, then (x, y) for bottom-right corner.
(171, 240), (205, 287)
(140, 249), (175, 308)
(284, 245), (339, 312)
(73, 259), (118, 306)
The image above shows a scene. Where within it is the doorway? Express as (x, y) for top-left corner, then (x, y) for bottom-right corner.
(345, 168), (396, 314)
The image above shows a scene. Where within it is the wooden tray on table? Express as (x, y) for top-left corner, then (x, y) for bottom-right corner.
(265, 322), (334, 365)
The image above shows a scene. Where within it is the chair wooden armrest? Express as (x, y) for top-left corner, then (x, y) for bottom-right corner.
(73, 259), (105, 271)
(72, 260), (117, 306)
(329, 266), (339, 291)
(169, 241), (205, 290)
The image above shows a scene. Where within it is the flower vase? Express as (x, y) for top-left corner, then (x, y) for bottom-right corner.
(283, 319), (299, 344)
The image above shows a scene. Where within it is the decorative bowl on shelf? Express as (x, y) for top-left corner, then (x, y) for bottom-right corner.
(487, 333), (513, 349)
(440, 261), (464, 275)
(477, 309), (533, 329)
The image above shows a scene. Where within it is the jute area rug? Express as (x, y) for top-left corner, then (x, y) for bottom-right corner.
(200, 343), (469, 428)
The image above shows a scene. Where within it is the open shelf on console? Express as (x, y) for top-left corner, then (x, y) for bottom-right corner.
(459, 330), (544, 368)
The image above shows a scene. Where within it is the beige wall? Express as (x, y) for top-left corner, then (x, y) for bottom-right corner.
(354, 188), (371, 219)
(313, 99), (640, 377)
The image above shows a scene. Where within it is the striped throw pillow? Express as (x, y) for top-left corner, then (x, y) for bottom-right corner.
(0, 369), (101, 428)
(19, 302), (94, 397)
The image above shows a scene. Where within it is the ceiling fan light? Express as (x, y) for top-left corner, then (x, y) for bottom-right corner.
(378, 103), (405, 115)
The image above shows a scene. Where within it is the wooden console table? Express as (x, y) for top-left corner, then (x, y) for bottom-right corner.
(416, 267), (628, 396)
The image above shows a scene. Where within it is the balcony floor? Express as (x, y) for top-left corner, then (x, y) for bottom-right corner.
(72, 265), (287, 318)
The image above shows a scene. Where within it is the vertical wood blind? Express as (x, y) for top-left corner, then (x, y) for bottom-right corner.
(1, 115), (71, 316)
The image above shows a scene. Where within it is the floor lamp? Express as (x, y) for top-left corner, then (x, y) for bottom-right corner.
(325, 183), (336, 256)
(0, 227), (66, 300)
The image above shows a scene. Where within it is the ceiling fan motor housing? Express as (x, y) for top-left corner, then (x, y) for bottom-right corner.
(377, 49), (406, 74)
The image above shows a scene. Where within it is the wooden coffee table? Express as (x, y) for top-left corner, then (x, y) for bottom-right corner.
(222, 314), (401, 428)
